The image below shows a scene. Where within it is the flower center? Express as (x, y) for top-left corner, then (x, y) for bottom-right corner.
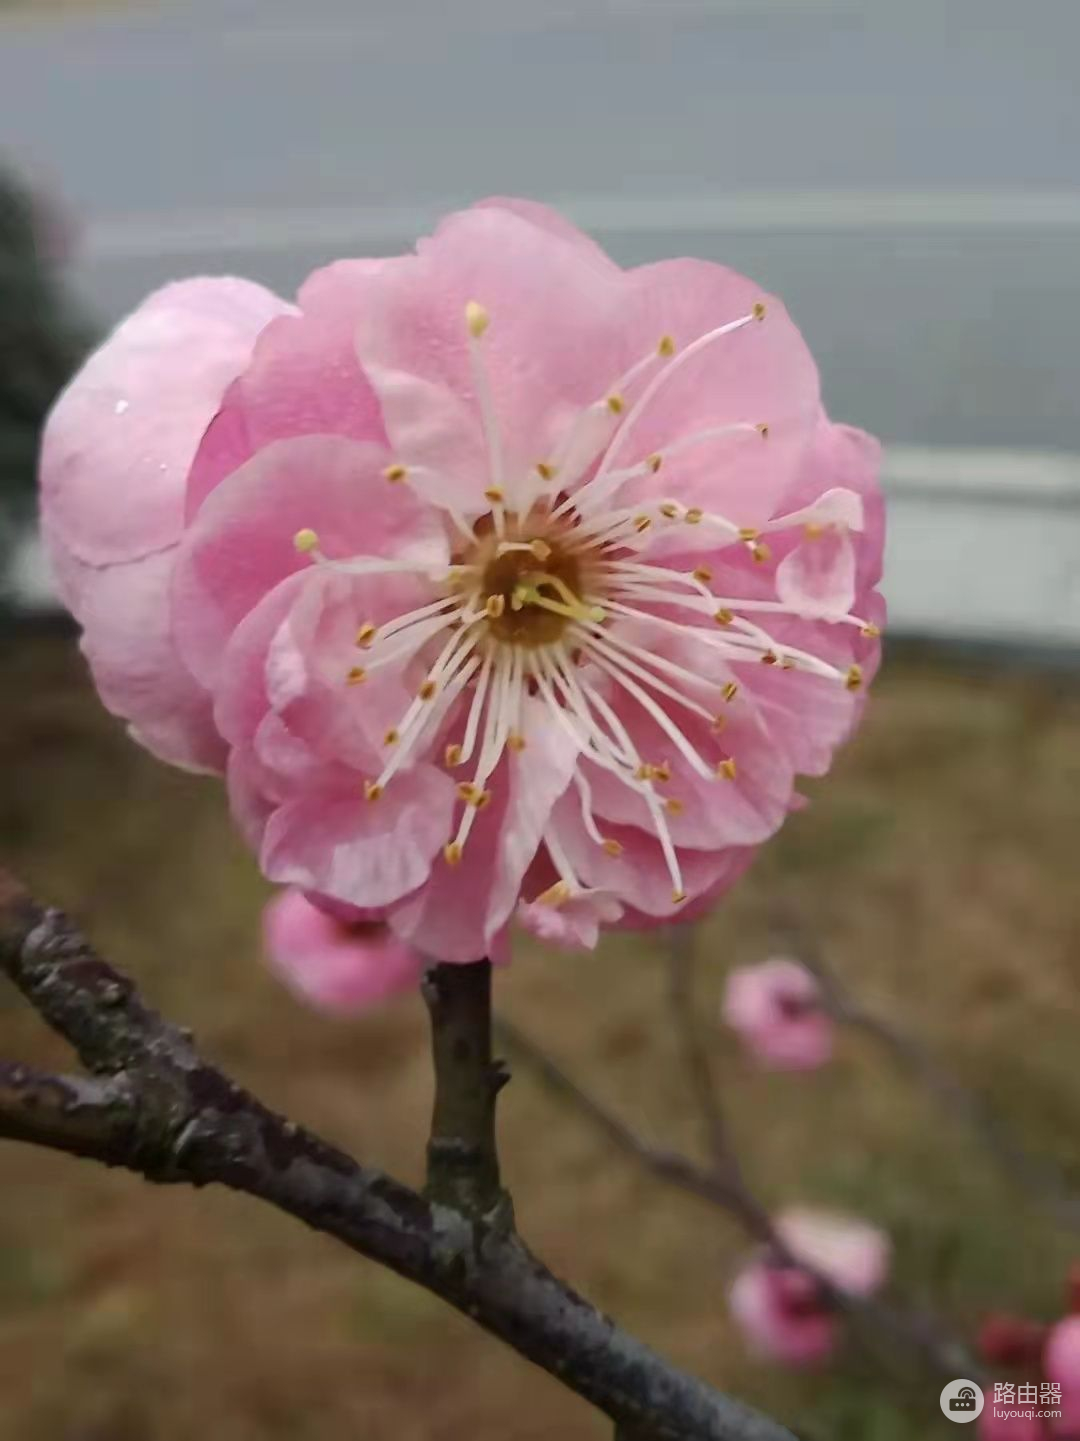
(462, 511), (600, 648)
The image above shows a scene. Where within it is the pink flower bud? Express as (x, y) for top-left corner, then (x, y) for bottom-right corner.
(263, 888), (425, 1013)
(722, 958), (833, 1070)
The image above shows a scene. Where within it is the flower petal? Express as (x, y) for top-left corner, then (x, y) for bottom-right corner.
(173, 434), (448, 687)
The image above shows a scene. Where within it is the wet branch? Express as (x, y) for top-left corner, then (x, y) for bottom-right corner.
(0, 870), (796, 1441)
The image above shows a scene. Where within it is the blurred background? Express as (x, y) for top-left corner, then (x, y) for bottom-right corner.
(1, 0), (1078, 1437)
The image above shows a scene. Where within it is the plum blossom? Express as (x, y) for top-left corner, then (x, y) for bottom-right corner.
(729, 1207), (890, 1367)
(41, 199), (884, 965)
(1045, 1317), (1080, 1437)
(980, 1414), (1049, 1441)
(722, 957), (833, 1070)
(263, 888), (426, 1012)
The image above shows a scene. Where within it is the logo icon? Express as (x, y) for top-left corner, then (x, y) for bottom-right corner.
(940, 1380), (985, 1423)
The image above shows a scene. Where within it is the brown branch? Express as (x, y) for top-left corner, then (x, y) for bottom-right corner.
(0, 870), (797, 1441)
(422, 960), (510, 1222)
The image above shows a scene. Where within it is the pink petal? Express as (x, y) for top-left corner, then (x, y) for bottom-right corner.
(517, 888), (623, 951)
(729, 1262), (837, 1368)
(776, 1208), (891, 1297)
(389, 695), (579, 963)
(355, 205), (627, 505)
(43, 276), (288, 566)
(172, 434), (447, 687)
(723, 959), (833, 1071)
(472, 196), (620, 272)
(775, 527), (858, 621)
(261, 763), (456, 910)
(185, 295), (387, 518)
(59, 547), (226, 773)
(263, 887), (425, 1013)
(607, 258), (821, 528)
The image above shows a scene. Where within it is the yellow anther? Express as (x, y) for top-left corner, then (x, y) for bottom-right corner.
(714, 608), (734, 627)
(538, 881), (570, 907)
(861, 622), (881, 638)
(507, 732), (527, 753)
(751, 543), (772, 564)
(664, 797), (685, 816)
(693, 566), (713, 584)
(355, 622), (377, 648)
(484, 485), (505, 504)
(383, 728), (400, 746)
(465, 300), (490, 338)
(752, 301), (767, 321)
(657, 333), (676, 357)
(601, 838), (623, 857)
(659, 502), (679, 520)
(755, 422), (770, 438)
(346, 665), (367, 685)
(606, 393), (625, 415)
(293, 528), (319, 554)
(444, 743), (463, 767)
(717, 758), (738, 781)
(473, 790), (492, 810)
(648, 453), (663, 474)
(384, 463), (408, 483)
(536, 461), (557, 482)
(486, 593), (507, 619)
(457, 781), (479, 803)
(651, 761), (672, 782)
(364, 780), (383, 802)
(529, 538), (553, 562)
(804, 522), (825, 540)
(671, 889), (687, 905)
(761, 651), (779, 666)
(685, 507), (703, 525)
(634, 764), (652, 782)
(738, 526), (760, 541)
(418, 680), (437, 701)
(722, 681), (739, 702)
(633, 514), (652, 533)
(711, 714), (728, 733)
(443, 841), (462, 867)
(845, 664), (864, 692)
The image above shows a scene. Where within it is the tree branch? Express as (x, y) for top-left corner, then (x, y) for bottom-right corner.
(0, 870), (797, 1441)
(776, 909), (1080, 1235)
(498, 1014), (980, 1385)
(422, 959), (510, 1222)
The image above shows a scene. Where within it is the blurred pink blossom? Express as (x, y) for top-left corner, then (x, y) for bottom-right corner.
(980, 1413), (1048, 1441)
(1045, 1317), (1080, 1438)
(263, 887), (425, 1013)
(729, 1208), (889, 1367)
(41, 199), (883, 964)
(722, 958), (833, 1070)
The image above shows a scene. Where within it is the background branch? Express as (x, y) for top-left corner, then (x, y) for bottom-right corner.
(776, 909), (1080, 1234)
(499, 948), (981, 1388)
(0, 869), (797, 1441)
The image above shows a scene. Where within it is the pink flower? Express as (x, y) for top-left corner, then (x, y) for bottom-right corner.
(41, 199), (884, 965)
(1045, 1317), (1080, 1437)
(729, 1208), (890, 1367)
(980, 1414), (1048, 1441)
(263, 887), (426, 1012)
(722, 957), (833, 1070)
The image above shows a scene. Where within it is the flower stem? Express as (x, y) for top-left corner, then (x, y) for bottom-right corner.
(422, 959), (511, 1222)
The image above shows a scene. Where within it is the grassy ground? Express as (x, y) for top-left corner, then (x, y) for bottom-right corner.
(1, 626), (1079, 1440)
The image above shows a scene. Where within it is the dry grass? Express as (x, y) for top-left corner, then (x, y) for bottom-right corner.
(1, 626), (1079, 1440)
